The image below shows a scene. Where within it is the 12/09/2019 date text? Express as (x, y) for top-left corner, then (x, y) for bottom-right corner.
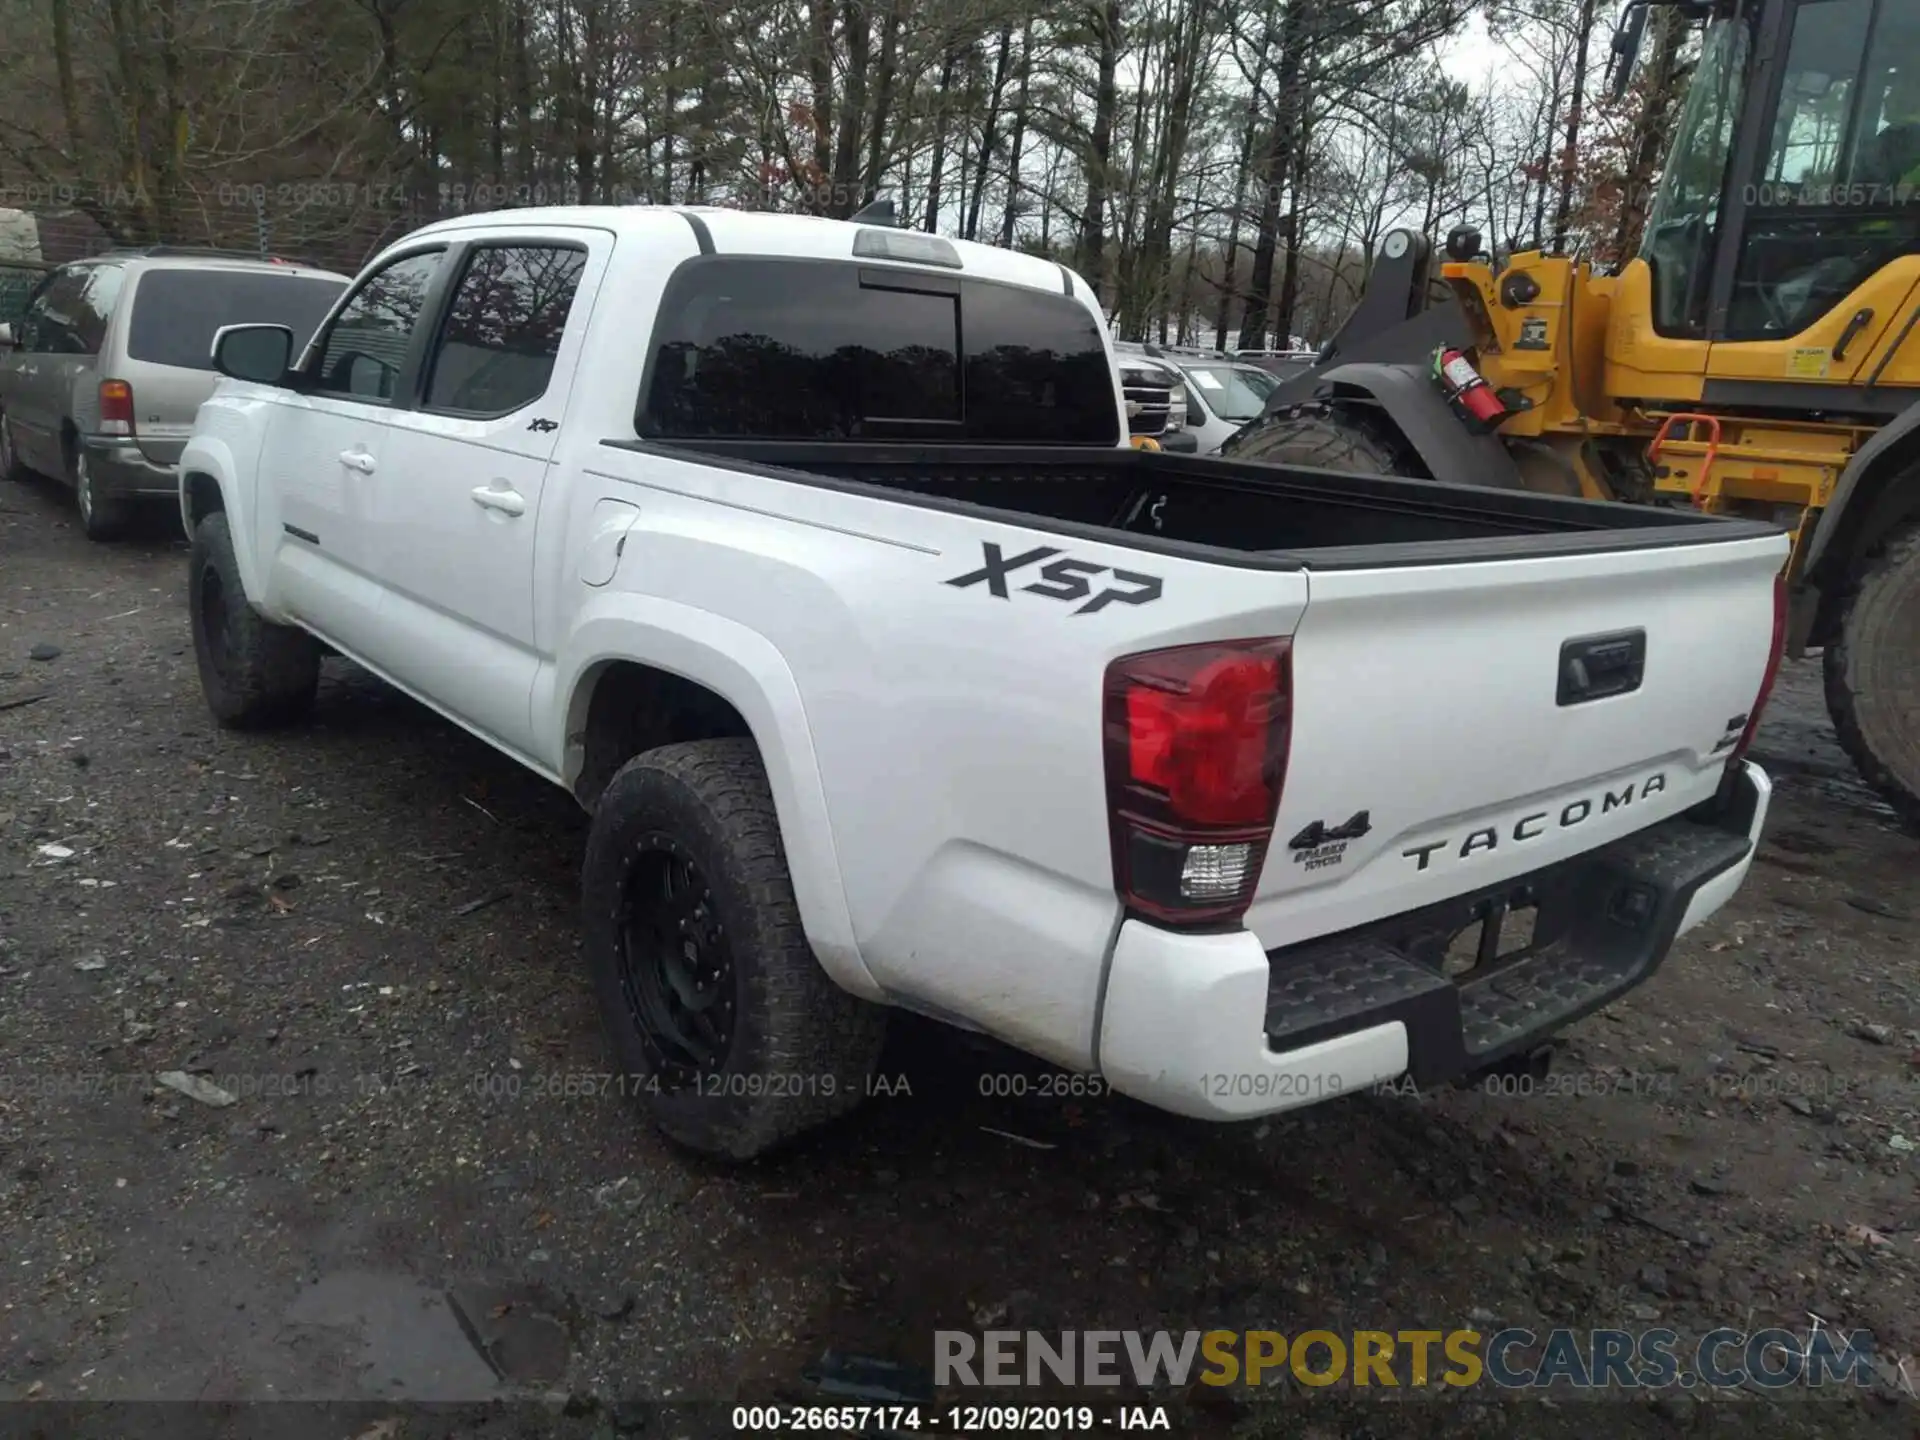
(729, 1404), (1170, 1431)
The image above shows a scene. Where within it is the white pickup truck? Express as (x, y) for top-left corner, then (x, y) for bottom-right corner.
(179, 206), (1787, 1160)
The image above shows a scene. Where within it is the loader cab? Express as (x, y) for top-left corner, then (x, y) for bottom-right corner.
(1639, 0), (1920, 404)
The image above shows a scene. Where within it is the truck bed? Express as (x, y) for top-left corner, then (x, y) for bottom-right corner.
(616, 440), (1782, 568)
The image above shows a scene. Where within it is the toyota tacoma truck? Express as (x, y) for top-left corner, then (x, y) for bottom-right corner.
(178, 206), (1787, 1160)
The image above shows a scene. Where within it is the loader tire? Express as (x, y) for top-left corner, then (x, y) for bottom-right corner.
(1826, 522), (1920, 830)
(1220, 401), (1418, 478)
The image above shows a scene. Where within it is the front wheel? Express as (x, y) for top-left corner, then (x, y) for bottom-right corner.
(582, 738), (888, 1161)
(1826, 523), (1920, 828)
(188, 510), (322, 728)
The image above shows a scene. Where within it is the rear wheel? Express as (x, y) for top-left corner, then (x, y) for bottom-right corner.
(0, 410), (28, 482)
(582, 738), (887, 1161)
(1826, 522), (1920, 828)
(74, 451), (131, 541)
(1220, 401), (1417, 477)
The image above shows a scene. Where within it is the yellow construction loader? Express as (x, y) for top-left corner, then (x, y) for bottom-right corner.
(1227, 0), (1920, 825)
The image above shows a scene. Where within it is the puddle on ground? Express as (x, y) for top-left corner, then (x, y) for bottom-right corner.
(283, 1270), (535, 1400)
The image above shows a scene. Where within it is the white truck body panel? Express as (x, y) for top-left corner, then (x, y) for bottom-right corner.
(180, 204), (1785, 1121)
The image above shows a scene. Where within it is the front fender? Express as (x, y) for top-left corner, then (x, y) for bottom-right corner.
(1801, 399), (1920, 584)
(178, 431), (269, 609)
(546, 593), (881, 1002)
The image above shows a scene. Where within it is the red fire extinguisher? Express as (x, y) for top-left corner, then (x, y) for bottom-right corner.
(1434, 347), (1509, 434)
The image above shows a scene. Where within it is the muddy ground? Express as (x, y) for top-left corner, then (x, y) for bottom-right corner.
(1, 476), (1917, 1440)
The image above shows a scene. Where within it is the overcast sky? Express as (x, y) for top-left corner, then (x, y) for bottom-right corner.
(1440, 14), (1506, 84)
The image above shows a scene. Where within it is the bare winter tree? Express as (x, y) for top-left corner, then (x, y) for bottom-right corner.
(0, 0), (1674, 344)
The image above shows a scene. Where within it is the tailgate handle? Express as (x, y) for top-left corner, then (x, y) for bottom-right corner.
(1557, 630), (1646, 706)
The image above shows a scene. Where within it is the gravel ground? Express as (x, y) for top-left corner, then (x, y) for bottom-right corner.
(2, 477), (1918, 1439)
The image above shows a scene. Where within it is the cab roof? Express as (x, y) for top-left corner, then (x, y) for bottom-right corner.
(403, 205), (1087, 301)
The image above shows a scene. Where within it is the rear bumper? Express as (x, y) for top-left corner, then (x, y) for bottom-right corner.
(1097, 762), (1771, 1120)
(79, 437), (177, 499)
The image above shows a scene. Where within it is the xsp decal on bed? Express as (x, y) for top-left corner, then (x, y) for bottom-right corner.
(944, 541), (1163, 615)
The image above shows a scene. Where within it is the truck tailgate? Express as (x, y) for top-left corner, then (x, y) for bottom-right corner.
(1245, 531), (1789, 952)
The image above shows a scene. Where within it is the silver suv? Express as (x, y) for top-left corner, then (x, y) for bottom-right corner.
(0, 248), (350, 539)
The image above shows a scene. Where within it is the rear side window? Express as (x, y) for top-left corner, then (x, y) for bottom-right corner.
(127, 269), (347, 372)
(27, 267), (112, 355)
(422, 244), (587, 415)
(639, 258), (1118, 444)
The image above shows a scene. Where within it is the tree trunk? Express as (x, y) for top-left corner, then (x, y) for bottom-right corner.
(1077, 0), (1124, 299)
(1133, 0), (1211, 341)
(862, 0), (905, 205)
(103, 0), (157, 238)
(1610, 5), (1687, 261)
(921, 49), (958, 231)
(1241, 2), (1308, 351)
(999, 18), (1034, 246)
(660, 4), (679, 203)
(831, 0), (870, 216)
(489, 0), (506, 186)
(1039, 147), (1062, 249)
(1553, 0), (1599, 249)
(954, 45), (983, 233)
(1275, 118), (1313, 344)
(576, 0), (602, 200)
(512, 0), (535, 186)
(966, 24), (1015, 241)
(1214, 53), (1266, 349)
(154, 0), (183, 237)
(807, 0), (835, 211)
(49, 0), (83, 156)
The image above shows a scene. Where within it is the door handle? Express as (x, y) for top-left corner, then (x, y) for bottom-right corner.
(1834, 307), (1875, 363)
(470, 483), (526, 517)
(338, 448), (376, 475)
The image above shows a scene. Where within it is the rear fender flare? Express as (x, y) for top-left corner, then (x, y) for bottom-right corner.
(1308, 362), (1529, 490)
(553, 595), (880, 1002)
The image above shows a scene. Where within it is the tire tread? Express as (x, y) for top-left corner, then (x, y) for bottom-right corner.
(1223, 400), (1415, 476)
(189, 510), (322, 729)
(1824, 521), (1920, 829)
(584, 738), (886, 1160)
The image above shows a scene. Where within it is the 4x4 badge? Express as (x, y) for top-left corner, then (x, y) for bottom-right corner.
(1289, 811), (1372, 850)
(1287, 811), (1371, 873)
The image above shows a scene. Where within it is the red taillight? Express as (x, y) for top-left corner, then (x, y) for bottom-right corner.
(1104, 637), (1292, 926)
(98, 379), (135, 436)
(1729, 571), (1789, 771)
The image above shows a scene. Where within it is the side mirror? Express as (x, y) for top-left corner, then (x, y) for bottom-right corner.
(0, 322), (14, 349)
(212, 323), (294, 385)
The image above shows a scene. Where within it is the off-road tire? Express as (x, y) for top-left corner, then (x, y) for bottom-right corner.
(1825, 522), (1920, 829)
(188, 510), (322, 729)
(582, 738), (887, 1161)
(1220, 400), (1417, 477)
(0, 410), (29, 483)
(74, 450), (131, 541)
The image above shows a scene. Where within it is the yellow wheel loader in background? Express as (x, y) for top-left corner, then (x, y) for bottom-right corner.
(1227, 0), (1920, 825)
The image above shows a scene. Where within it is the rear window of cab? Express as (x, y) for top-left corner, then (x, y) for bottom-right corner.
(638, 257), (1121, 446)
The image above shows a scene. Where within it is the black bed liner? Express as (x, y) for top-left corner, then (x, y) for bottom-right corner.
(600, 439), (1783, 571)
